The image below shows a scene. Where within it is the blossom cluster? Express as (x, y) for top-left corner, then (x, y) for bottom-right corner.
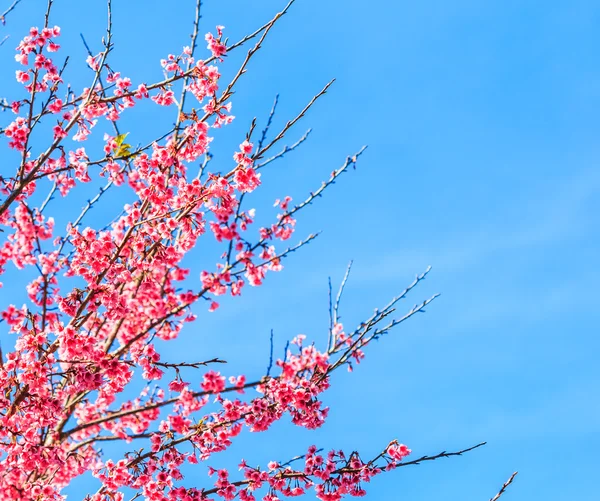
(0, 12), (414, 501)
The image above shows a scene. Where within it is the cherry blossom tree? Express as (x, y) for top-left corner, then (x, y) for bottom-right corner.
(0, 1), (516, 500)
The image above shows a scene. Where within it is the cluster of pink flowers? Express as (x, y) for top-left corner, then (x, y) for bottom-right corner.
(206, 26), (227, 59)
(4, 116), (29, 151)
(232, 140), (261, 193)
(0, 11), (414, 501)
(232, 440), (412, 501)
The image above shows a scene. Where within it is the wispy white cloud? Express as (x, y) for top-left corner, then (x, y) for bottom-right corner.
(469, 380), (600, 441)
(356, 166), (600, 279)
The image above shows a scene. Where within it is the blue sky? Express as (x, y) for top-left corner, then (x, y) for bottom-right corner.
(1, 0), (599, 500)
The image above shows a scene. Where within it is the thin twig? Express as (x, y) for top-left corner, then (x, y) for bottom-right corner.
(279, 448), (323, 468)
(0, 0), (23, 25)
(490, 472), (518, 501)
(154, 358), (226, 370)
(223, 0), (297, 56)
(328, 276), (334, 348)
(254, 128), (312, 170)
(174, 0), (202, 139)
(266, 329), (274, 376)
(396, 442), (486, 468)
(334, 261), (353, 325)
(256, 94), (279, 152)
(255, 81), (334, 161)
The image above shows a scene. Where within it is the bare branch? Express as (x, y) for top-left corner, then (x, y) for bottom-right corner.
(490, 472), (518, 501)
(154, 358), (226, 370)
(328, 262), (353, 352)
(266, 329), (275, 377)
(222, 0), (297, 56)
(254, 128), (312, 170)
(254, 80), (334, 161)
(0, 0), (23, 25)
(174, 0), (202, 139)
(256, 94), (279, 152)
(395, 442), (486, 468)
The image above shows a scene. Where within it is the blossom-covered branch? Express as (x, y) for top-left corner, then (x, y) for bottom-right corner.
(0, 1), (497, 500)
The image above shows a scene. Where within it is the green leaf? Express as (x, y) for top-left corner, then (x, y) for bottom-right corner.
(113, 133), (129, 148)
(113, 133), (133, 157)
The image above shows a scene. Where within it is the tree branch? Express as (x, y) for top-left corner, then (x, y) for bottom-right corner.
(490, 472), (518, 501)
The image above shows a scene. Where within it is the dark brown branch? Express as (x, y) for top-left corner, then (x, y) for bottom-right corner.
(395, 442), (486, 468)
(154, 358), (227, 370)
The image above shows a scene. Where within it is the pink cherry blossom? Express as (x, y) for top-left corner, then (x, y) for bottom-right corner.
(0, 6), (451, 501)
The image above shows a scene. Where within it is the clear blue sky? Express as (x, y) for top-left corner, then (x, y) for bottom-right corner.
(2, 0), (599, 500)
